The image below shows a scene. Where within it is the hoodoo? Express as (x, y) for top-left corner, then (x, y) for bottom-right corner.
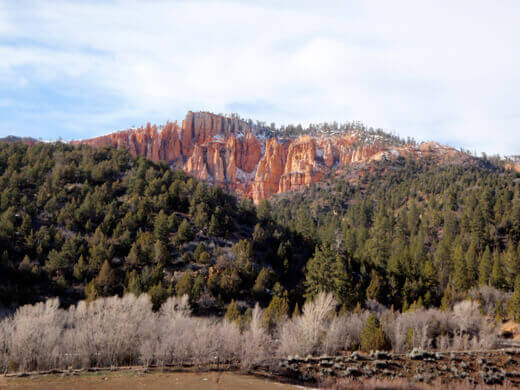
(74, 111), (470, 202)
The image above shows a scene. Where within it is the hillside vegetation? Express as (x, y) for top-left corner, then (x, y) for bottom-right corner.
(0, 142), (310, 312)
(270, 156), (520, 314)
(2, 141), (520, 325)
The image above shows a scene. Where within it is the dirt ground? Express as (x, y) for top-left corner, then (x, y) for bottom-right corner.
(0, 371), (300, 390)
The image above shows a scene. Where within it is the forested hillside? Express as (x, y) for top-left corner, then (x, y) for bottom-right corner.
(0, 142), (311, 312)
(2, 141), (520, 323)
(270, 156), (520, 312)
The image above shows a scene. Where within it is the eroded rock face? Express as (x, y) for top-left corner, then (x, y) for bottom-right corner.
(505, 162), (520, 174)
(74, 111), (470, 202)
(252, 138), (287, 203)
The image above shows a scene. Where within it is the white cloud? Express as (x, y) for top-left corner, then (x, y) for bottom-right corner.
(1, 0), (519, 155)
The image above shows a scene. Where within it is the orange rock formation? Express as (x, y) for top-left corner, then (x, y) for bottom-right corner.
(74, 111), (468, 203)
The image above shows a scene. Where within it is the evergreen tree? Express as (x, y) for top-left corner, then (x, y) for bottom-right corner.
(490, 252), (507, 290)
(73, 255), (88, 281)
(126, 269), (143, 296)
(503, 241), (519, 289)
(360, 314), (390, 352)
(225, 299), (241, 323)
(478, 246), (493, 286)
(252, 267), (276, 302)
(263, 293), (289, 331)
(440, 284), (456, 312)
(148, 283), (169, 311)
(194, 243), (207, 262)
(509, 276), (520, 321)
(471, 206), (487, 250)
(175, 219), (194, 245)
(176, 271), (194, 298)
(96, 260), (117, 296)
(465, 241), (479, 287)
(18, 255), (32, 272)
(434, 238), (452, 289)
(154, 240), (170, 265)
(154, 210), (170, 245)
(304, 244), (355, 308)
(366, 270), (385, 303)
(452, 244), (468, 292)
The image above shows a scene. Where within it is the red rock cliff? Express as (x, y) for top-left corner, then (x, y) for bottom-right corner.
(74, 111), (469, 203)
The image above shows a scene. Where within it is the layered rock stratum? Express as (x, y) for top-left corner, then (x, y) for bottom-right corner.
(73, 111), (471, 203)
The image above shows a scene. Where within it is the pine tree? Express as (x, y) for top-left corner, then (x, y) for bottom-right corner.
(434, 238), (452, 289)
(148, 283), (169, 311)
(452, 244), (468, 292)
(126, 269), (142, 296)
(471, 206), (487, 250)
(96, 260), (117, 296)
(225, 299), (241, 323)
(85, 279), (100, 302)
(465, 241), (479, 287)
(154, 210), (170, 245)
(490, 252), (507, 290)
(422, 260), (438, 294)
(175, 219), (193, 245)
(478, 246), (492, 286)
(176, 271), (194, 298)
(154, 240), (170, 265)
(73, 255), (88, 281)
(18, 255), (32, 272)
(252, 267), (276, 303)
(440, 284), (455, 312)
(495, 298), (506, 324)
(360, 314), (390, 352)
(509, 276), (520, 321)
(194, 243), (207, 262)
(208, 206), (228, 237)
(503, 241), (519, 289)
(263, 293), (289, 331)
(366, 270), (385, 303)
(304, 244), (355, 308)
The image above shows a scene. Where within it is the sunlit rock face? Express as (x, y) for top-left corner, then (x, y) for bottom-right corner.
(74, 111), (470, 203)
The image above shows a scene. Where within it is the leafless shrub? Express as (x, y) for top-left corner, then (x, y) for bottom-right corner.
(278, 293), (336, 357)
(0, 293), (499, 373)
(0, 317), (13, 372)
(240, 303), (273, 368)
(469, 286), (511, 315)
(141, 294), (242, 367)
(323, 311), (370, 354)
(452, 300), (497, 350)
(55, 294), (153, 369)
(383, 302), (497, 352)
(8, 298), (66, 371)
(191, 318), (241, 366)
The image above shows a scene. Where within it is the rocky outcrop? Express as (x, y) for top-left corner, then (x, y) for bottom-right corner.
(505, 162), (520, 174)
(74, 111), (471, 203)
(252, 138), (287, 203)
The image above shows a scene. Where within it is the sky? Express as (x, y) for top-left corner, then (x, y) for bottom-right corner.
(1, 0), (519, 156)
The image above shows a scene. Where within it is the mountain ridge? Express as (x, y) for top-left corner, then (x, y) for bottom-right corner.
(71, 111), (480, 203)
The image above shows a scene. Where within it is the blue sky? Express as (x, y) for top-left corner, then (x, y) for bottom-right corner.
(1, 0), (519, 155)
